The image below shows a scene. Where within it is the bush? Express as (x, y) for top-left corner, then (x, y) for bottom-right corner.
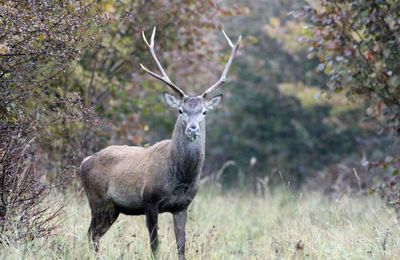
(298, 0), (400, 131)
(0, 126), (62, 242)
(298, 0), (400, 214)
(0, 0), (103, 242)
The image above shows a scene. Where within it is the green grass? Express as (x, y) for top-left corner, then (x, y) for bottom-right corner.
(1, 187), (399, 259)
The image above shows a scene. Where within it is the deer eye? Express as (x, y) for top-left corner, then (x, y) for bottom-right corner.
(178, 108), (183, 114)
(202, 110), (207, 115)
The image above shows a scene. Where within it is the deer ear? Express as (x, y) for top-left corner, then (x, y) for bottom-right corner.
(163, 92), (180, 108)
(205, 94), (223, 110)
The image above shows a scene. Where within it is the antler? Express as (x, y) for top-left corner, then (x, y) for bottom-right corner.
(140, 27), (186, 97)
(201, 30), (241, 98)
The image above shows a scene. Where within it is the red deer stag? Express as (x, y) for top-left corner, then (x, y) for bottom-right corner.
(80, 27), (240, 259)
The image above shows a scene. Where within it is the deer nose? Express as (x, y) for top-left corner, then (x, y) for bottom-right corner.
(185, 124), (200, 141)
(189, 124), (198, 131)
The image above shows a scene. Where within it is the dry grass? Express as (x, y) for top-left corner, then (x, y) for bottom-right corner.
(1, 186), (399, 259)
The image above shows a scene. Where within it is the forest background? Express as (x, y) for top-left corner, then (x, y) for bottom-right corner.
(1, 0), (399, 256)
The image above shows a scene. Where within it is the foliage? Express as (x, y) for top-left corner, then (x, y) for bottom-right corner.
(379, 175), (400, 220)
(298, 0), (400, 131)
(1, 1), (101, 117)
(298, 0), (400, 217)
(0, 127), (62, 242)
(0, 0), (103, 241)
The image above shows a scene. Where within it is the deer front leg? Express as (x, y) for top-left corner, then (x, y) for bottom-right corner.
(173, 209), (187, 260)
(145, 206), (159, 257)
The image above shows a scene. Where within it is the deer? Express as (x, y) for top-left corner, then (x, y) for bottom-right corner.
(79, 27), (240, 260)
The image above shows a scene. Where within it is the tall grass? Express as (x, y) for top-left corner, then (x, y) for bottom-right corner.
(1, 187), (399, 259)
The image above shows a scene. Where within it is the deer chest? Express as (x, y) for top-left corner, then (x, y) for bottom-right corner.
(159, 182), (199, 213)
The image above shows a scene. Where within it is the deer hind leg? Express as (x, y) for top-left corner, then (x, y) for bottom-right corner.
(88, 201), (119, 252)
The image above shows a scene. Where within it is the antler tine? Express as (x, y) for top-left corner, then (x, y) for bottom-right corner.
(201, 30), (241, 98)
(140, 27), (186, 97)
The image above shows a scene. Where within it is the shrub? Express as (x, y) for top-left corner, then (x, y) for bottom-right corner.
(298, 0), (400, 215)
(0, 0), (103, 242)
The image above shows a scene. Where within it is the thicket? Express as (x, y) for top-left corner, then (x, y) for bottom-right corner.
(299, 0), (400, 216)
(0, 0), (103, 241)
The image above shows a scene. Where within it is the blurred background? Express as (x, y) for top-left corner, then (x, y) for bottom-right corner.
(1, 0), (399, 245)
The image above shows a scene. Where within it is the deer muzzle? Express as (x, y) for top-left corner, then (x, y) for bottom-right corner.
(185, 124), (200, 141)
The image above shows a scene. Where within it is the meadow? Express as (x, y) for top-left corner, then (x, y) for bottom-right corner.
(1, 185), (399, 260)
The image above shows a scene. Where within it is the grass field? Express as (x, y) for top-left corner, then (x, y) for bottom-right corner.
(1, 186), (399, 259)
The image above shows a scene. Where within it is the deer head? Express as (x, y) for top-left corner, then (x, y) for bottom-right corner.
(140, 27), (241, 141)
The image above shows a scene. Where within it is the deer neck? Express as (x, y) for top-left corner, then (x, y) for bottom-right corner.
(170, 117), (205, 182)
